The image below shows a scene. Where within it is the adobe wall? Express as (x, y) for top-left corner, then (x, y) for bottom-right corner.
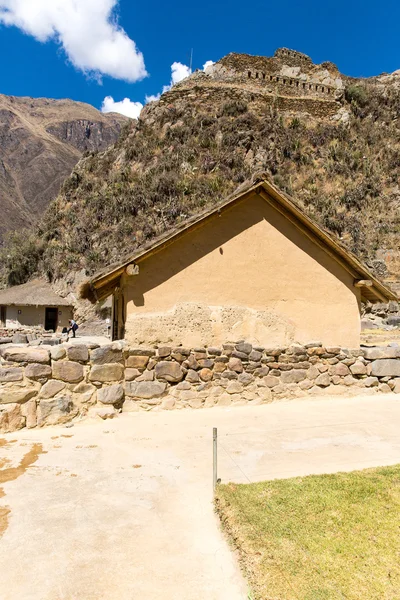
(0, 340), (398, 433)
(3, 306), (72, 331)
(121, 195), (361, 348)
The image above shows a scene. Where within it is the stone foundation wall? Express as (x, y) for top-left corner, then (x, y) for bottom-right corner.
(1, 340), (399, 432)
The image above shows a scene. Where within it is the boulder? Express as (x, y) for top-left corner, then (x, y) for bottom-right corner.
(370, 359), (400, 378)
(0, 367), (23, 382)
(198, 358), (214, 369)
(39, 379), (66, 399)
(127, 348), (155, 357)
(53, 361), (84, 383)
(37, 396), (75, 426)
(154, 361), (183, 382)
(125, 380), (167, 399)
(126, 355), (149, 369)
(221, 370), (238, 380)
(0, 386), (38, 404)
(3, 346), (50, 364)
(50, 346), (66, 361)
(135, 370), (155, 382)
(67, 345), (89, 363)
(214, 361), (227, 373)
(90, 345), (123, 365)
(249, 350), (262, 362)
(98, 384), (124, 405)
(306, 365), (320, 380)
(238, 372), (254, 386)
(89, 363), (124, 382)
(0, 403), (25, 433)
(363, 376), (379, 387)
(94, 406), (117, 420)
(25, 363), (52, 380)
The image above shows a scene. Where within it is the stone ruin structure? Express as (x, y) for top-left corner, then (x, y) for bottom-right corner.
(1, 339), (400, 433)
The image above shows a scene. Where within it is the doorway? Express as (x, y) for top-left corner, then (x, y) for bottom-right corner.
(45, 307), (58, 332)
(0, 306), (6, 327)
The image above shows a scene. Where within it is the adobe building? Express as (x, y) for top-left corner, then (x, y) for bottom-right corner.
(83, 177), (396, 348)
(0, 279), (73, 332)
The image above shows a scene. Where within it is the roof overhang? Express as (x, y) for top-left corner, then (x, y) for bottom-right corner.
(84, 177), (397, 304)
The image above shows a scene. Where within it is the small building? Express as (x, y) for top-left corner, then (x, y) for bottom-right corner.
(0, 279), (73, 332)
(83, 176), (396, 348)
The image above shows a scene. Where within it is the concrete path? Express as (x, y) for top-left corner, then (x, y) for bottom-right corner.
(1, 394), (400, 599)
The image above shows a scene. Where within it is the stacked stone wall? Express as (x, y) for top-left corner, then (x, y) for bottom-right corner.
(1, 341), (400, 432)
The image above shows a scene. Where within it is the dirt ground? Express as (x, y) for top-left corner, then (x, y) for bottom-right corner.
(1, 394), (400, 599)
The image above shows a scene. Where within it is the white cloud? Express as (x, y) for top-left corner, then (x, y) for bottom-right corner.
(101, 96), (143, 119)
(203, 60), (214, 71)
(0, 0), (147, 82)
(145, 93), (161, 103)
(170, 61), (191, 85)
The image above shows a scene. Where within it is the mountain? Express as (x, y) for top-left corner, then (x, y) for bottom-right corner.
(0, 94), (126, 241)
(2, 48), (400, 292)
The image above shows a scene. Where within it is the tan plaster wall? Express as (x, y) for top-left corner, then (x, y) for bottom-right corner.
(5, 306), (72, 331)
(122, 194), (361, 347)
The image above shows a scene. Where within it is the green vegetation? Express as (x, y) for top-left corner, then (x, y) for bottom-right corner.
(1, 81), (400, 286)
(216, 465), (400, 599)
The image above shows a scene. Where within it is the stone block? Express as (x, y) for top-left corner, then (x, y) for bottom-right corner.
(207, 347), (221, 356)
(226, 381), (243, 394)
(154, 361), (183, 382)
(186, 369), (200, 383)
(125, 368), (141, 381)
(235, 342), (252, 355)
(232, 350), (248, 361)
(89, 363), (124, 382)
(264, 375), (280, 388)
(37, 396), (75, 426)
(67, 345), (89, 363)
(25, 363), (52, 380)
(370, 359), (400, 378)
(228, 357), (243, 373)
(364, 347), (400, 360)
(98, 384), (124, 405)
(198, 358), (214, 369)
(280, 369), (307, 384)
(0, 403), (25, 433)
(157, 346), (172, 358)
(379, 383), (392, 394)
(90, 345), (123, 365)
(315, 372), (330, 387)
(238, 372), (254, 386)
(21, 398), (37, 428)
(214, 361), (227, 373)
(135, 370), (155, 382)
(253, 366), (270, 377)
(221, 370), (238, 380)
(199, 368), (213, 382)
(94, 406), (117, 419)
(329, 363), (350, 377)
(350, 361), (367, 376)
(126, 355), (149, 369)
(39, 379), (66, 399)
(0, 386), (38, 405)
(3, 346), (50, 364)
(363, 376), (379, 387)
(161, 397), (176, 410)
(53, 360), (84, 383)
(125, 380), (167, 399)
(299, 379), (313, 390)
(12, 333), (28, 344)
(217, 393), (232, 406)
(0, 367), (23, 382)
(128, 348), (156, 357)
(306, 365), (320, 380)
(50, 346), (66, 361)
(188, 397), (203, 409)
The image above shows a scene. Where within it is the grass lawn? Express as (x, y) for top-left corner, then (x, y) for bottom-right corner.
(216, 466), (400, 600)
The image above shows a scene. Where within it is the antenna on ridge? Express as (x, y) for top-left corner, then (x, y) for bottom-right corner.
(189, 48), (193, 72)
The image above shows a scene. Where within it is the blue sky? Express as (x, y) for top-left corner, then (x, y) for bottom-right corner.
(0, 0), (399, 117)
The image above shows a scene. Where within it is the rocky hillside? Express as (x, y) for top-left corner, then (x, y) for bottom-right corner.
(0, 94), (126, 241)
(2, 48), (400, 291)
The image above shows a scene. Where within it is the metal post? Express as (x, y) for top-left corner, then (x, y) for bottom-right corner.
(213, 427), (218, 493)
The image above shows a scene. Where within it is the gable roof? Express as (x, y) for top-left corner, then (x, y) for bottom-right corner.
(83, 175), (397, 304)
(0, 279), (73, 307)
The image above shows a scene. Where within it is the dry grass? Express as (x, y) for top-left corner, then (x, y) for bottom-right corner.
(216, 465), (400, 599)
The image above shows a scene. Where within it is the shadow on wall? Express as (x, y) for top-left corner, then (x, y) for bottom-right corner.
(124, 192), (359, 313)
